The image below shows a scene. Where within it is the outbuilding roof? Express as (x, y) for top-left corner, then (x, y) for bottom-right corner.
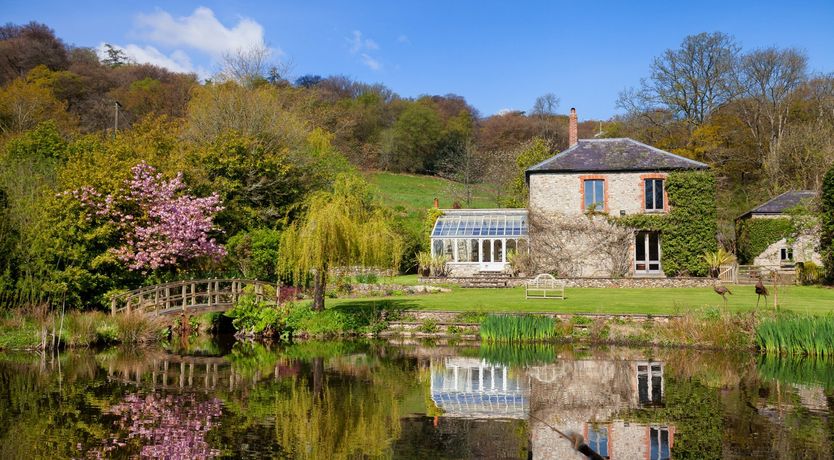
(738, 190), (817, 219)
(525, 138), (708, 177)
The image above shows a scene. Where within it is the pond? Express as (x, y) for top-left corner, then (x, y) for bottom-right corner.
(0, 337), (832, 459)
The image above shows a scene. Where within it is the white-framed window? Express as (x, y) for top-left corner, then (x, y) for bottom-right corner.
(584, 179), (604, 211)
(645, 178), (665, 211)
(780, 247), (793, 262)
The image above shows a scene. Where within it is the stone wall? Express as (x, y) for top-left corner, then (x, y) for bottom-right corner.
(419, 276), (716, 288)
(753, 233), (822, 267)
(529, 171), (668, 216)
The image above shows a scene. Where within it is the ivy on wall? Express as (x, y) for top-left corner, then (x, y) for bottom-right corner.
(615, 171), (717, 277)
(735, 217), (794, 265)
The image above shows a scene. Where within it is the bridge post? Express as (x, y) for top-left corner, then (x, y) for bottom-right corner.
(111, 297), (116, 316)
(165, 286), (170, 310)
(191, 282), (196, 307)
(207, 280), (213, 308)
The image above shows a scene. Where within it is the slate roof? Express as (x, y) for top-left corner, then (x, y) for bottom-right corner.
(525, 138), (709, 177)
(739, 191), (817, 219)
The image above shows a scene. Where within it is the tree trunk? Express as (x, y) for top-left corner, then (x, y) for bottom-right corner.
(312, 357), (324, 399)
(313, 268), (326, 311)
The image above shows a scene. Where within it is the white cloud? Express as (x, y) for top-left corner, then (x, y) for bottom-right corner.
(96, 42), (204, 75)
(496, 108), (516, 116)
(360, 53), (381, 71)
(135, 7), (267, 57)
(100, 7), (274, 77)
(347, 30), (382, 71)
(397, 34), (410, 44)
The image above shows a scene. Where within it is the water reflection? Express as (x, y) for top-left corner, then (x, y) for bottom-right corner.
(0, 340), (832, 459)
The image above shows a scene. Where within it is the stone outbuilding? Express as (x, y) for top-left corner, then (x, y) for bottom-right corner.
(736, 190), (820, 268)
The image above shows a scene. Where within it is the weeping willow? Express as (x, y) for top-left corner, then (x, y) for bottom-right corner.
(278, 174), (404, 310)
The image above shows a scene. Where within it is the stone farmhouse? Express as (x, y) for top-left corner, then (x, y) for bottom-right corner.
(736, 190), (821, 268)
(431, 108), (713, 278)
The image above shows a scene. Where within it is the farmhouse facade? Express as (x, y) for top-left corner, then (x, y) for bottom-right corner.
(431, 108), (714, 278)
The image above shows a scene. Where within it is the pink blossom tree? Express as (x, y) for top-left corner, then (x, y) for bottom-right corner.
(74, 162), (225, 271)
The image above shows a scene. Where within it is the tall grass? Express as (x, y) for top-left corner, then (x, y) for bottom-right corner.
(479, 314), (558, 342)
(755, 314), (834, 357)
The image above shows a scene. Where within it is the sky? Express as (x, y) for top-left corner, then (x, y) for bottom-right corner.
(5, 0), (834, 119)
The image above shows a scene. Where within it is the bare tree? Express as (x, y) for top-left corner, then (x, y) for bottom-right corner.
(734, 47), (808, 188)
(216, 45), (290, 88)
(618, 32), (739, 128)
(531, 93), (560, 117)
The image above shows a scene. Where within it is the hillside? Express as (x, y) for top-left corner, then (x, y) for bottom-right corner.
(366, 172), (501, 232)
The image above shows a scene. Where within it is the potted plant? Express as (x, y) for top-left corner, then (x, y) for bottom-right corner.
(416, 252), (433, 277)
(702, 248), (735, 278)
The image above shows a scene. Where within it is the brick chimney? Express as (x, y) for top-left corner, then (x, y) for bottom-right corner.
(569, 107), (578, 146)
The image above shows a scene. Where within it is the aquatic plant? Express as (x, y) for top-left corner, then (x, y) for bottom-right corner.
(757, 355), (834, 389)
(479, 314), (557, 342)
(479, 342), (556, 366)
(755, 314), (834, 357)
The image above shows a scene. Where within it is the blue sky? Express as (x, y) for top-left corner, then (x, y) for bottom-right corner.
(5, 1), (834, 119)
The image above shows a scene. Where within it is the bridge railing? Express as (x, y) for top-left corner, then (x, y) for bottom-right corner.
(111, 279), (279, 316)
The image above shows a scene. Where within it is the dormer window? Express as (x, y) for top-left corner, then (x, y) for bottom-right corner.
(583, 179), (605, 212)
(645, 178), (665, 212)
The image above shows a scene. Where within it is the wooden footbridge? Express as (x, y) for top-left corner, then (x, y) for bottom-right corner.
(110, 279), (279, 316)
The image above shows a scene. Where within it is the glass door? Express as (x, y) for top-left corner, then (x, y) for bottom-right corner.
(635, 231), (661, 274)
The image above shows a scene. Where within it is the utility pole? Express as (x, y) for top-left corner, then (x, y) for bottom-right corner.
(114, 101), (122, 137)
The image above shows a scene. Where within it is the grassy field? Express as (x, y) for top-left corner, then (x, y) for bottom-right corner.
(366, 171), (499, 231)
(328, 282), (834, 316)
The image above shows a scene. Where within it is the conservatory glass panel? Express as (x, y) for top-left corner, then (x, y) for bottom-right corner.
(456, 240), (470, 262)
(431, 213), (529, 238)
(432, 239), (443, 256)
(470, 239), (479, 261)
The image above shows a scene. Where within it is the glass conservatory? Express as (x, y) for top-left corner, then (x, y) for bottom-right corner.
(430, 209), (529, 272)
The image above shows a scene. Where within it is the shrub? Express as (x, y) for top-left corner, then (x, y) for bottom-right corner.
(418, 318), (439, 333)
(225, 228), (282, 281)
(797, 261), (821, 285)
(354, 272), (379, 284)
(224, 294), (288, 337)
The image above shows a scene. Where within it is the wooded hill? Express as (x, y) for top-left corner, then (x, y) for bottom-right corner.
(1, 23), (833, 308)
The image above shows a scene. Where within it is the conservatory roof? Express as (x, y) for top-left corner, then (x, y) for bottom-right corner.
(431, 209), (528, 238)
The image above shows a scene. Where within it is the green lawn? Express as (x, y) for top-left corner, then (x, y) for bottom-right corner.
(366, 172), (499, 232)
(327, 284), (834, 316)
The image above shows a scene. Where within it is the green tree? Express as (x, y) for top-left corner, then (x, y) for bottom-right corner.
(502, 137), (555, 207)
(821, 165), (834, 283)
(278, 174), (403, 310)
(382, 101), (442, 172)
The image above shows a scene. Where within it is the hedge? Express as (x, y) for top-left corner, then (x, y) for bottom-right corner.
(615, 171), (717, 277)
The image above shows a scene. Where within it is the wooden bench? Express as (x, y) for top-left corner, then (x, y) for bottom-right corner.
(525, 274), (566, 300)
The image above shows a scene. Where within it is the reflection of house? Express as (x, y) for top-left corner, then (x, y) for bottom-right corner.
(527, 359), (673, 460)
(430, 357), (528, 419)
(736, 191), (820, 267)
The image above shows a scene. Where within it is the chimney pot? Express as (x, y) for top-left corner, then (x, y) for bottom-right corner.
(569, 108), (578, 147)
(433, 197), (439, 208)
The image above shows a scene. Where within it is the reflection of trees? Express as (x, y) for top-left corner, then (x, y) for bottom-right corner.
(215, 344), (422, 458)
